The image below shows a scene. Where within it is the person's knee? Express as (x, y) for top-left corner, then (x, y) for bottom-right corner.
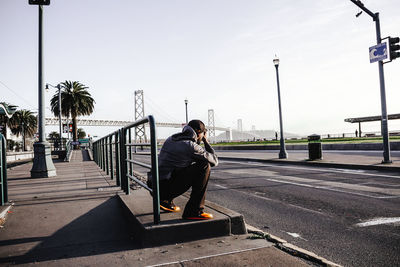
(195, 161), (210, 170)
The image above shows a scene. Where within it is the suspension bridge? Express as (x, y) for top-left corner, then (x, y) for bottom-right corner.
(45, 90), (233, 141)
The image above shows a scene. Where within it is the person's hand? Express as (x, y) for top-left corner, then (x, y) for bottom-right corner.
(202, 131), (208, 142)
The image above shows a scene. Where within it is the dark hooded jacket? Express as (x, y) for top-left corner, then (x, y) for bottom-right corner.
(157, 125), (218, 180)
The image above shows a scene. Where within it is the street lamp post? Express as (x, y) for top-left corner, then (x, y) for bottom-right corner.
(22, 122), (25, 151)
(46, 83), (62, 150)
(184, 99), (189, 124)
(273, 56), (288, 159)
(30, 3), (56, 178)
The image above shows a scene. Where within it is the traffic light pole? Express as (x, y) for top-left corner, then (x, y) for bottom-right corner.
(350, 0), (391, 163)
(375, 14), (391, 163)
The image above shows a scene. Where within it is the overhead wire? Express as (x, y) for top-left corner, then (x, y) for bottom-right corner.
(145, 95), (181, 123)
(0, 80), (37, 110)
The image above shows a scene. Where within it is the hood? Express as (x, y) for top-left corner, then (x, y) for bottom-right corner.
(171, 125), (197, 141)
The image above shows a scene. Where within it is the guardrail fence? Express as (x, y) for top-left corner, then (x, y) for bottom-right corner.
(92, 115), (160, 224)
(0, 134), (8, 206)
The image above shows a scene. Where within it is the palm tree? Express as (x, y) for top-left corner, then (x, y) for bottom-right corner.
(77, 128), (86, 139)
(50, 81), (95, 143)
(8, 109), (37, 151)
(48, 131), (60, 140)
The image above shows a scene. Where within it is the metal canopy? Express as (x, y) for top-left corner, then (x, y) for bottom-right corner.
(0, 103), (17, 118)
(344, 113), (400, 123)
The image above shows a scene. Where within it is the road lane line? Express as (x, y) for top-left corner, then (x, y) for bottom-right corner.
(220, 160), (400, 179)
(355, 217), (400, 227)
(211, 182), (328, 217)
(264, 178), (389, 199)
(217, 166), (400, 198)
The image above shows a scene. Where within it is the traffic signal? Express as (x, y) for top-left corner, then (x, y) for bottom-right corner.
(29, 0), (50, 5)
(389, 37), (400, 61)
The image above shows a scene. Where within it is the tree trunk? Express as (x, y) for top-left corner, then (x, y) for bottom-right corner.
(72, 116), (77, 142)
(72, 116), (78, 149)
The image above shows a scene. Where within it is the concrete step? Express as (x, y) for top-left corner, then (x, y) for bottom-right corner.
(119, 188), (247, 246)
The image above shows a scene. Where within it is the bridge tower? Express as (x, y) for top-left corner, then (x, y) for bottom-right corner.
(208, 109), (216, 143)
(134, 90), (147, 142)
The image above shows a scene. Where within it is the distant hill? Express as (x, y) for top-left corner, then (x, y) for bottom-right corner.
(214, 129), (301, 142)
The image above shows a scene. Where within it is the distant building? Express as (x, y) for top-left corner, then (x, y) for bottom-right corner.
(237, 119), (243, 132)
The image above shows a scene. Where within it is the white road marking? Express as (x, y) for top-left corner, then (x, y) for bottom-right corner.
(213, 182), (328, 216)
(355, 217), (400, 227)
(265, 178), (396, 199)
(286, 232), (301, 238)
(220, 160), (400, 179)
(285, 232), (308, 241)
(218, 165), (400, 198)
(214, 184), (228, 190)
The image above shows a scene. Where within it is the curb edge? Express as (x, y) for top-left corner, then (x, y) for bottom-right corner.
(246, 224), (342, 267)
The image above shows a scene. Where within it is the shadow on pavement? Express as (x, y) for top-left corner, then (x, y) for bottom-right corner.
(0, 196), (142, 265)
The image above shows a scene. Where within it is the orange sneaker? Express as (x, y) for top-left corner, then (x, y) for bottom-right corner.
(160, 200), (181, 212)
(183, 212), (213, 220)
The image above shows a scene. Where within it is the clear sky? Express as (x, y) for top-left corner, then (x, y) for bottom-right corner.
(1, 0), (400, 139)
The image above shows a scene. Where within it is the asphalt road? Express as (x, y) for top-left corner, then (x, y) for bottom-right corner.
(206, 160), (400, 267)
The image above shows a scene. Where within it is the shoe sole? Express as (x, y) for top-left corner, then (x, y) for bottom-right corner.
(160, 205), (181, 212)
(182, 216), (213, 220)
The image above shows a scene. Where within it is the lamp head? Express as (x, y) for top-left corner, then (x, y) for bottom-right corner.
(45, 83), (49, 92)
(184, 99), (188, 104)
(273, 56), (279, 67)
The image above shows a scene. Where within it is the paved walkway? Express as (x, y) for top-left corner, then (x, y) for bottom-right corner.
(0, 150), (314, 266)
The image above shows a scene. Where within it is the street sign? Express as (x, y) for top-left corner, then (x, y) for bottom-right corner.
(78, 138), (90, 144)
(369, 42), (387, 63)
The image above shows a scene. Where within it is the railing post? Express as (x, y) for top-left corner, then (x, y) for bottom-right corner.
(95, 142), (99, 165)
(102, 138), (106, 172)
(115, 131), (121, 186)
(93, 141), (99, 166)
(149, 115), (160, 224)
(128, 128), (133, 177)
(93, 141), (96, 164)
(119, 128), (129, 194)
(105, 136), (109, 175)
(0, 134), (8, 205)
(109, 135), (114, 180)
(97, 142), (101, 166)
(99, 140), (103, 169)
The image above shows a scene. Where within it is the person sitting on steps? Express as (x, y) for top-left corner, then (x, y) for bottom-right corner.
(148, 119), (218, 220)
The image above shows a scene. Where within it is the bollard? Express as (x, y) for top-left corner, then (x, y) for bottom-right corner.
(308, 134), (322, 160)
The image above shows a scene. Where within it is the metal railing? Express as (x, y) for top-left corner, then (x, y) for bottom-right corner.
(0, 134), (8, 206)
(92, 115), (160, 224)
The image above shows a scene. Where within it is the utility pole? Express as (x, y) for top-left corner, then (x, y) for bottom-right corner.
(350, 0), (391, 163)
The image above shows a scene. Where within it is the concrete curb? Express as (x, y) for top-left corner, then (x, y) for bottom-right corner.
(246, 224), (342, 267)
(0, 202), (14, 227)
(118, 189), (247, 246)
(219, 156), (400, 172)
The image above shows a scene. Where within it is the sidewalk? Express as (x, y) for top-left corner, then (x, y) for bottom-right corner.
(217, 149), (400, 172)
(0, 150), (320, 266)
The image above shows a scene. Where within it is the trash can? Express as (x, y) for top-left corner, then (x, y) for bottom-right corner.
(308, 134), (322, 160)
